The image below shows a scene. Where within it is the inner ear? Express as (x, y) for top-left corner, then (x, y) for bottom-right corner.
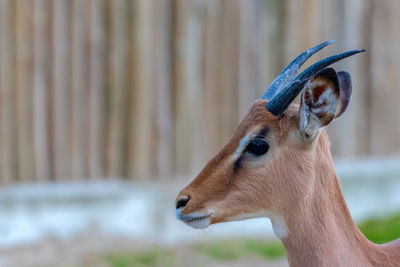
(299, 68), (340, 138)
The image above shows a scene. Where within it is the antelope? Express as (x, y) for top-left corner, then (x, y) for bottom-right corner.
(175, 40), (400, 266)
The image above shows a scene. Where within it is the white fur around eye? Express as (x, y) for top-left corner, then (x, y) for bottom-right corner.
(232, 133), (251, 160)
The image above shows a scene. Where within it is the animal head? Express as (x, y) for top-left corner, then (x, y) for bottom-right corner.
(175, 41), (364, 231)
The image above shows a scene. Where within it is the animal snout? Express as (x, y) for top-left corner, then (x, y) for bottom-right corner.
(175, 195), (190, 209)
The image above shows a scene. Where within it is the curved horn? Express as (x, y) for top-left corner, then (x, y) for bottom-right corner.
(266, 49), (365, 116)
(261, 40), (334, 100)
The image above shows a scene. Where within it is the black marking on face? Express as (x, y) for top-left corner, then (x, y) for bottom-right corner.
(234, 156), (243, 173)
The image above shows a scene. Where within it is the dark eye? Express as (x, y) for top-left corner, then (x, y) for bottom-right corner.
(245, 139), (269, 156)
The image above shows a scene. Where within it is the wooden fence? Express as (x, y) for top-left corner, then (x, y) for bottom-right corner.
(0, 0), (399, 183)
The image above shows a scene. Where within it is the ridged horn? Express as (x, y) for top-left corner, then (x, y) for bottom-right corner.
(266, 49), (365, 116)
(261, 40), (334, 100)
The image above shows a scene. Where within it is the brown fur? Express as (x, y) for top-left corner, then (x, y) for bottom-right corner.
(176, 100), (400, 266)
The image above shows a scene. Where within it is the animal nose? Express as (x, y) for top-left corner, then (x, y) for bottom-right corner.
(176, 196), (190, 209)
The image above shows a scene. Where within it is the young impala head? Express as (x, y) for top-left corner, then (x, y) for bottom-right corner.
(175, 40), (363, 235)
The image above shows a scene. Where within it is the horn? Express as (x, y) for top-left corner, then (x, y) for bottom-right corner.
(266, 49), (365, 116)
(261, 40), (334, 100)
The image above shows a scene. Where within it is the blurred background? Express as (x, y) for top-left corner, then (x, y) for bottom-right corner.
(0, 0), (400, 266)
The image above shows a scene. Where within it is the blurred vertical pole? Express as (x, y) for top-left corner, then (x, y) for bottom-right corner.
(319, 0), (344, 46)
(255, 0), (284, 97)
(239, 0), (285, 103)
(88, 0), (105, 178)
(172, 0), (205, 175)
(153, 0), (173, 177)
(283, 0), (324, 64)
(52, 0), (72, 180)
(0, 0), (16, 183)
(202, 0), (222, 158)
(331, 0), (372, 157)
(71, 0), (89, 179)
(320, 0), (345, 157)
(184, 0), (205, 173)
(107, 0), (129, 178)
(172, 0), (189, 175)
(317, 0), (372, 158)
(283, 0), (303, 61)
(15, 0), (35, 181)
(218, 0), (239, 144)
(32, 0), (51, 181)
(129, 0), (156, 178)
(370, 0), (400, 155)
(237, 0), (258, 118)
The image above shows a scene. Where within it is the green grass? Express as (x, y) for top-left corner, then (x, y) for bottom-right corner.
(358, 212), (400, 244)
(104, 239), (285, 267)
(103, 212), (400, 266)
(242, 239), (286, 260)
(194, 239), (285, 261)
(105, 247), (176, 267)
(195, 240), (243, 261)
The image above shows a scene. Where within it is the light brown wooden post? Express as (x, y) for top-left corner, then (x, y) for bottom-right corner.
(255, 0), (284, 97)
(32, 0), (51, 181)
(0, 0), (17, 184)
(88, 0), (105, 178)
(319, 0), (346, 157)
(153, 0), (173, 177)
(370, 0), (400, 155)
(172, 0), (206, 175)
(283, 0), (303, 63)
(52, 0), (72, 181)
(237, 0), (259, 118)
(129, 0), (157, 178)
(106, 0), (129, 178)
(218, 0), (239, 144)
(283, 0), (324, 65)
(202, 0), (223, 159)
(329, 0), (372, 158)
(172, 0), (189, 175)
(15, 0), (35, 182)
(237, 0), (284, 117)
(71, 0), (90, 179)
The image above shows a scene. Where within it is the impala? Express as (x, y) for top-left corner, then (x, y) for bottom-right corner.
(175, 40), (400, 266)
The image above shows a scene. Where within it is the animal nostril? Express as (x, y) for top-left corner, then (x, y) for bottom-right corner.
(176, 196), (189, 209)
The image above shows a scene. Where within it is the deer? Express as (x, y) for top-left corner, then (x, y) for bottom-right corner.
(175, 40), (400, 266)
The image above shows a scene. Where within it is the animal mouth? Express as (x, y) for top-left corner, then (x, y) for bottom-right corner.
(175, 209), (213, 229)
(184, 215), (211, 228)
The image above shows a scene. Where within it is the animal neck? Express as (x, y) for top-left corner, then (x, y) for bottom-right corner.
(280, 174), (373, 266)
(277, 135), (383, 266)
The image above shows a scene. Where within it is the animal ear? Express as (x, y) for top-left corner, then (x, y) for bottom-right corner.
(335, 71), (352, 118)
(299, 68), (352, 138)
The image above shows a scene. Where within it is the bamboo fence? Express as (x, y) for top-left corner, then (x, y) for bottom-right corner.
(0, 0), (399, 183)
